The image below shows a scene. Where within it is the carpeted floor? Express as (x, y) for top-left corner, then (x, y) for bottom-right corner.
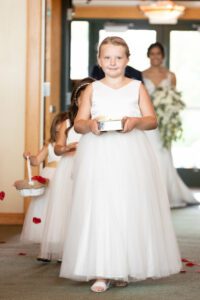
(0, 206), (200, 300)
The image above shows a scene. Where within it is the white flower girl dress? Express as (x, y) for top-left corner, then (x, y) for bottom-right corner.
(39, 123), (81, 260)
(20, 143), (60, 243)
(60, 80), (181, 282)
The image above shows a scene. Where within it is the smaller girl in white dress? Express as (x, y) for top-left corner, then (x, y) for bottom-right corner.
(60, 37), (182, 292)
(39, 77), (95, 261)
(20, 112), (68, 243)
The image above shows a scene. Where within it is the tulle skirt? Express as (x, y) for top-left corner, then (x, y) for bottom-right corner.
(39, 154), (74, 260)
(145, 128), (197, 208)
(60, 130), (182, 282)
(20, 167), (56, 243)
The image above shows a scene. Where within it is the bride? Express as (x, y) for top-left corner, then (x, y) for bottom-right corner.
(142, 42), (197, 208)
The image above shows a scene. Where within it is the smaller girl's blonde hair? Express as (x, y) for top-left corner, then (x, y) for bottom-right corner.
(98, 36), (130, 58)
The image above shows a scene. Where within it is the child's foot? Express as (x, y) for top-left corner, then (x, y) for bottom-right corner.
(90, 279), (111, 293)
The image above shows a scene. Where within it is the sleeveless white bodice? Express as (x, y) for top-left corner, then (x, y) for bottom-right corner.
(66, 120), (82, 144)
(143, 75), (172, 96)
(47, 120), (81, 163)
(91, 80), (142, 119)
(47, 143), (60, 163)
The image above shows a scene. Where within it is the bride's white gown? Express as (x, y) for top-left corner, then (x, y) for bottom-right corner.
(143, 76), (197, 208)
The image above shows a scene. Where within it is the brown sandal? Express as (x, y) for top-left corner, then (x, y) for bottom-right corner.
(114, 281), (128, 287)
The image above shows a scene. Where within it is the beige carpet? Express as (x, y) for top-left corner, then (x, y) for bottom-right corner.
(0, 206), (200, 300)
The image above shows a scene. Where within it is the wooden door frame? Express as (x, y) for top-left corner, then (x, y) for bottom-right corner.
(25, 0), (62, 215)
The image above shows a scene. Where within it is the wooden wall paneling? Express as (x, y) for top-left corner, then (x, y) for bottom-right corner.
(74, 6), (200, 20)
(74, 6), (144, 19)
(0, 213), (24, 225)
(182, 8), (200, 20)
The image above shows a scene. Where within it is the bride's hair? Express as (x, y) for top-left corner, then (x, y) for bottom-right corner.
(147, 42), (165, 58)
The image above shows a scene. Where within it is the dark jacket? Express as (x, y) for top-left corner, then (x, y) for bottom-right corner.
(90, 64), (143, 82)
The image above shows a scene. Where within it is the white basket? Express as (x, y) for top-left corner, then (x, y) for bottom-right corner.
(19, 187), (46, 197)
(16, 157), (47, 197)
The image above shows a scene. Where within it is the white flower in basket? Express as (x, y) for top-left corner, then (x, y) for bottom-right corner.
(14, 157), (49, 197)
(151, 87), (186, 149)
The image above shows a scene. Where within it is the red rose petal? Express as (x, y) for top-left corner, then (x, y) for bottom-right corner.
(180, 270), (187, 273)
(181, 258), (189, 263)
(32, 176), (47, 184)
(195, 270), (200, 273)
(186, 262), (195, 267)
(18, 252), (26, 256)
(32, 217), (41, 224)
(0, 191), (5, 200)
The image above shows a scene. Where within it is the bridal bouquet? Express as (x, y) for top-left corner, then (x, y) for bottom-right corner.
(151, 87), (186, 149)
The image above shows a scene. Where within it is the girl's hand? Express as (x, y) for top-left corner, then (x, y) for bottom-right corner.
(89, 119), (100, 135)
(122, 117), (139, 133)
(23, 151), (31, 159)
(54, 142), (78, 156)
(65, 142), (78, 153)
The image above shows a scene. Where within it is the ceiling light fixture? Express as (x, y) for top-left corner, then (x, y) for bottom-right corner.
(140, 1), (185, 24)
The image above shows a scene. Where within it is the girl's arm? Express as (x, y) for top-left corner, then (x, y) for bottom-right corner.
(23, 145), (48, 166)
(54, 121), (67, 155)
(123, 83), (157, 132)
(54, 120), (78, 156)
(74, 85), (100, 135)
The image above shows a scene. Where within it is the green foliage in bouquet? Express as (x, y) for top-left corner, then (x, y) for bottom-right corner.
(151, 87), (186, 149)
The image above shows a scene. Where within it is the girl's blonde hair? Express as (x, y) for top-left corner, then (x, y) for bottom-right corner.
(98, 36), (130, 58)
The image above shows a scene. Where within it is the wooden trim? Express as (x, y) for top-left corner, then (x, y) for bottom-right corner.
(74, 6), (200, 20)
(182, 8), (200, 20)
(25, 0), (43, 214)
(74, 6), (144, 19)
(0, 213), (24, 225)
(24, 0), (62, 214)
(44, 0), (62, 144)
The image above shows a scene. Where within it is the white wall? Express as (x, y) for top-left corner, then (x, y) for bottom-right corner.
(0, 0), (27, 213)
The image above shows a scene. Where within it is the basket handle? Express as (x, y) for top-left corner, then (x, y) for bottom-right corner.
(27, 157), (34, 186)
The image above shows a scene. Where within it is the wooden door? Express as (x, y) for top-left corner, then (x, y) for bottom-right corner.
(24, 0), (62, 214)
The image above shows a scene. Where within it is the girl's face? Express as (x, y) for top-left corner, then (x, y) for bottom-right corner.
(148, 47), (164, 67)
(98, 44), (129, 78)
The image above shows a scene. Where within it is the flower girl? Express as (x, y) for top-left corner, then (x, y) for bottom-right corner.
(39, 77), (95, 261)
(60, 37), (182, 292)
(20, 112), (67, 243)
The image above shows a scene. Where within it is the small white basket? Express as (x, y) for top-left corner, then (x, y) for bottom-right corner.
(19, 187), (46, 197)
(15, 157), (48, 197)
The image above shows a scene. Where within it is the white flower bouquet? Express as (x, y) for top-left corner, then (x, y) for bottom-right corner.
(151, 87), (186, 149)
